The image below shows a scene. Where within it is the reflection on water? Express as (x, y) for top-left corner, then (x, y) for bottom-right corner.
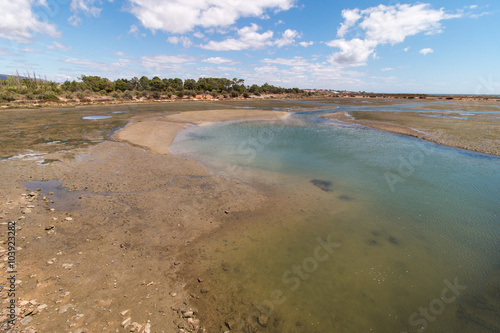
(170, 109), (500, 332)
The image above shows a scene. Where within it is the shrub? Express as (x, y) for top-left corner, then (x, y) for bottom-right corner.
(0, 92), (15, 102)
(243, 92), (250, 98)
(41, 94), (59, 101)
(231, 91), (239, 98)
(76, 92), (85, 100)
(151, 91), (161, 99)
(123, 90), (133, 100)
(111, 92), (120, 99)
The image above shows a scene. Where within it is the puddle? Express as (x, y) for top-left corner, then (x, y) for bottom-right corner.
(22, 180), (89, 212)
(82, 116), (113, 120)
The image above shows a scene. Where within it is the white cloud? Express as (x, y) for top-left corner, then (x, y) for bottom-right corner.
(327, 3), (460, 67)
(0, 0), (60, 43)
(202, 57), (237, 65)
(419, 48), (434, 55)
(129, 25), (139, 34)
(140, 54), (196, 71)
(337, 8), (361, 37)
(200, 25), (299, 51)
(21, 47), (39, 53)
(262, 57), (310, 67)
(274, 29), (298, 47)
(469, 5), (478, 9)
(129, 0), (295, 34)
(64, 58), (106, 67)
(299, 41), (314, 47)
(68, 0), (102, 26)
(167, 36), (193, 48)
(381, 67), (395, 71)
(47, 41), (72, 50)
(115, 51), (126, 56)
(200, 24), (274, 51)
(404, 47), (410, 52)
(326, 38), (378, 67)
(193, 32), (205, 39)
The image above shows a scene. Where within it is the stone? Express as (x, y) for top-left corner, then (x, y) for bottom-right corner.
(144, 322), (151, 333)
(62, 263), (73, 270)
(121, 317), (132, 328)
(65, 217), (73, 221)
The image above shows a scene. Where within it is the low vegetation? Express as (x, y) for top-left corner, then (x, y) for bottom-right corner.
(0, 73), (309, 106)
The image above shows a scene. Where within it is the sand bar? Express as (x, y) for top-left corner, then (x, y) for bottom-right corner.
(116, 109), (290, 154)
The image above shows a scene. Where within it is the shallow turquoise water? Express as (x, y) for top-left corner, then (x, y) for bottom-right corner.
(171, 109), (499, 332)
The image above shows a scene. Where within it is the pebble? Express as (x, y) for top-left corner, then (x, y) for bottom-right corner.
(121, 317), (131, 328)
(120, 309), (129, 316)
(65, 217), (73, 221)
(144, 322), (151, 333)
(62, 263), (73, 270)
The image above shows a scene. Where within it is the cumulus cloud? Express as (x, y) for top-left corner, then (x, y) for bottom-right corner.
(274, 29), (299, 47)
(68, 0), (103, 26)
(419, 48), (434, 55)
(327, 3), (460, 66)
(47, 41), (72, 50)
(326, 38), (378, 67)
(200, 24), (298, 51)
(129, 0), (295, 34)
(167, 36), (193, 48)
(299, 41), (314, 47)
(202, 57), (237, 65)
(200, 24), (273, 51)
(0, 0), (60, 43)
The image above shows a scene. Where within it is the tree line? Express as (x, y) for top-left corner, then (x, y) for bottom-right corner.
(0, 74), (306, 103)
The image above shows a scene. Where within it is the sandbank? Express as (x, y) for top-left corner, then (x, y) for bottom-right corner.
(116, 109), (290, 154)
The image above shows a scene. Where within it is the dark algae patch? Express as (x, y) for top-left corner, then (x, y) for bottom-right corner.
(310, 179), (333, 192)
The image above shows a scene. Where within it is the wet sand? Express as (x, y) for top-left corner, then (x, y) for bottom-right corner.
(322, 111), (500, 156)
(116, 109), (290, 154)
(0, 108), (290, 332)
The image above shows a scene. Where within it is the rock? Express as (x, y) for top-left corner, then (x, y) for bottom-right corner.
(121, 317), (132, 328)
(182, 311), (194, 318)
(62, 263), (73, 270)
(224, 210), (230, 214)
(258, 314), (269, 327)
(27, 205), (35, 208)
(200, 288), (210, 294)
(197, 278), (203, 283)
(20, 316), (33, 325)
(44, 225), (55, 231)
(170, 292), (177, 297)
(144, 322), (151, 333)
(129, 322), (142, 332)
(36, 304), (47, 312)
(120, 309), (129, 316)
(65, 217), (73, 221)
(174, 261), (181, 266)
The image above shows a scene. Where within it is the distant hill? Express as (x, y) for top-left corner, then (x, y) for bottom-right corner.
(0, 73), (50, 82)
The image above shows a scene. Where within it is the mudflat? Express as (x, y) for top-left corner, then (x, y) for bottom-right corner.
(0, 106), (290, 332)
(322, 110), (500, 156)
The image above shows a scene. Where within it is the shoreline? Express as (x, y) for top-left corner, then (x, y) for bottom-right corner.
(322, 111), (500, 156)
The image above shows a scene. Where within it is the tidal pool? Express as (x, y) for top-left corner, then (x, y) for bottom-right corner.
(170, 108), (499, 332)
(82, 115), (113, 120)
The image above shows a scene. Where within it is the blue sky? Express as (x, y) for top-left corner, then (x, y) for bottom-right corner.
(0, 0), (498, 94)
